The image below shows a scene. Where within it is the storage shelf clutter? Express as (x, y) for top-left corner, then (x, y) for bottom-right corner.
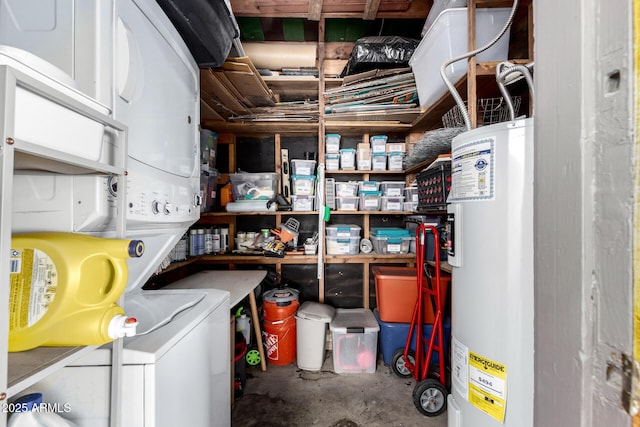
(187, 0), (535, 316)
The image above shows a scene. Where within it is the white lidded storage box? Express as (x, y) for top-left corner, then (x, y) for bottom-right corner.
(330, 309), (380, 374)
(291, 175), (316, 195)
(291, 194), (315, 211)
(326, 236), (360, 255)
(335, 196), (359, 211)
(326, 153), (340, 171)
(326, 224), (361, 238)
(290, 159), (316, 176)
(296, 302), (335, 371)
(325, 133), (341, 153)
(410, 7), (511, 108)
(421, 0), (468, 36)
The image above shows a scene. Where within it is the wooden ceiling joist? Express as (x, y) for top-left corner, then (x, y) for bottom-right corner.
(308, 0), (323, 20)
(363, 0), (382, 20)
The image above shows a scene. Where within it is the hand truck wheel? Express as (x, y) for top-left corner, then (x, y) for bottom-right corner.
(413, 378), (447, 417)
(391, 348), (416, 378)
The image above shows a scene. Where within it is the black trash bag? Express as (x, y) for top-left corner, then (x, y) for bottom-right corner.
(341, 36), (420, 77)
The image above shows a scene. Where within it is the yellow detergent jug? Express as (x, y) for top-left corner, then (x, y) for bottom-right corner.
(8, 232), (145, 352)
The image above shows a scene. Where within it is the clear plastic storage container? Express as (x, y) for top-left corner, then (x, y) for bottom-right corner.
(291, 175), (316, 195)
(230, 173), (279, 201)
(380, 181), (406, 197)
(330, 309), (379, 374)
(290, 159), (317, 176)
(326, 236), (361, 255)
(335, 182), (360, 197)
(326, 224), (362, 238)
(335, 196), (359, 211)
(381, 196), (405, 211)
(359, 191), (382, 211)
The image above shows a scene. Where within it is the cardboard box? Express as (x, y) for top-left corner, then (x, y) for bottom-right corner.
(386, 142), (406, 153)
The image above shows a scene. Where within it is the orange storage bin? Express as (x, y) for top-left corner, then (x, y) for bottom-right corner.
(373, 265), (450, 323)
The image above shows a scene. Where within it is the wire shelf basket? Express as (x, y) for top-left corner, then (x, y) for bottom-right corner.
(441, 96), (522, 128)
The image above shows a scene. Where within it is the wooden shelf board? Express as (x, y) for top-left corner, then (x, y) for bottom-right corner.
(197, 254), (318, 264)
(324, 121), (413, 134)
(328, 210), (407, 215)
(201, 210), (317, 217)
(262, 76), (319, 100)
(202, 120), (318, 134)
(325, 253), (415, 263)
(325, 170), (405, 175)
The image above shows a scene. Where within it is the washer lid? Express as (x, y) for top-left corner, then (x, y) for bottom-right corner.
(296, 301), (335, 322)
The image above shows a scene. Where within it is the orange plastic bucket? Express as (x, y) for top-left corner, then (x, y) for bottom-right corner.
(263, 288), (299, 321)
(263, 315), (297, 365)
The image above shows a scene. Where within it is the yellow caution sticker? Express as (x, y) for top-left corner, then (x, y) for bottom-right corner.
(468, 351), (507, 423)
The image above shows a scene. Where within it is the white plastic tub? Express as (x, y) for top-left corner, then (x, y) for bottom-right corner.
(410, 7), (511, 108)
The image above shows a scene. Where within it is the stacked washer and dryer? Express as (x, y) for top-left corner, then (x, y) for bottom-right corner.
(1, 1), (237, 425)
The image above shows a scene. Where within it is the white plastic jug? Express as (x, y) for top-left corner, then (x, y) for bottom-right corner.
(8, 393), (77, 426)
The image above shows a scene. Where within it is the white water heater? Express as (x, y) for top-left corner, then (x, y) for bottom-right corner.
(446, 118), (534, 427)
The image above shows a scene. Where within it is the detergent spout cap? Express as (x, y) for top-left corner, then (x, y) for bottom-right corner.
(128, 240), (145, 258)
(108, 315), (138, 339)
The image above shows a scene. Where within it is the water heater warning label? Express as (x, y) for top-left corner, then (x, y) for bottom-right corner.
(468, 351), (507, 423)
(448, 137), (495, 202)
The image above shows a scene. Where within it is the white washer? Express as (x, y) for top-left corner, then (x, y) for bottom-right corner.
(23, 288), (231, 427)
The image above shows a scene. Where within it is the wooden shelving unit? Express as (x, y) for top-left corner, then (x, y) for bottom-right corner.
(183, 0), (534, 308)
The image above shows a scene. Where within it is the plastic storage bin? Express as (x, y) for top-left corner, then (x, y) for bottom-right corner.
(410, 7), (511, 108)
(335, 196), (359, 211)
(404, 186), (419, 203)
(290, 159), (316, 176)
(387, 152), (404, 171)
(326, 153), (340, 171)
(326, 224), (362, 238)
(340, 148), (356, 170)
(230, 173), (279, 201)
(381, 196), (405, 211)
(291, 195), (315, 211)
(359, 191), (382, 211)
(291, 175), (316, 195)
(296, 302), (335, 371)
(358, 180), (380, 192)
(380, 181), (406, 197)
(372, 153), (387, 170)
(326, 236), (361, 255)
(370, 228), (412, 254)
(421, 0), (467, 35)
(372, 265), (451, 323)
(403, 201), (418, 212)
(374, 309), (451, 366)
(370, 135), (388, 153)
(330, 308), (380, 374)
(325, 133), (341, 153)
(335, 182), (359, 197)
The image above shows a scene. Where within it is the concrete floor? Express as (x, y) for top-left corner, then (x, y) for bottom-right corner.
(232, 352), (449, 427)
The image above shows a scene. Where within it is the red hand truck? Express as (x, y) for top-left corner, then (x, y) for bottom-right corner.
(399, 223), (448, 416)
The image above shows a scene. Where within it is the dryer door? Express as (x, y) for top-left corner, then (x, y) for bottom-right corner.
(115, 0), (199, 179)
